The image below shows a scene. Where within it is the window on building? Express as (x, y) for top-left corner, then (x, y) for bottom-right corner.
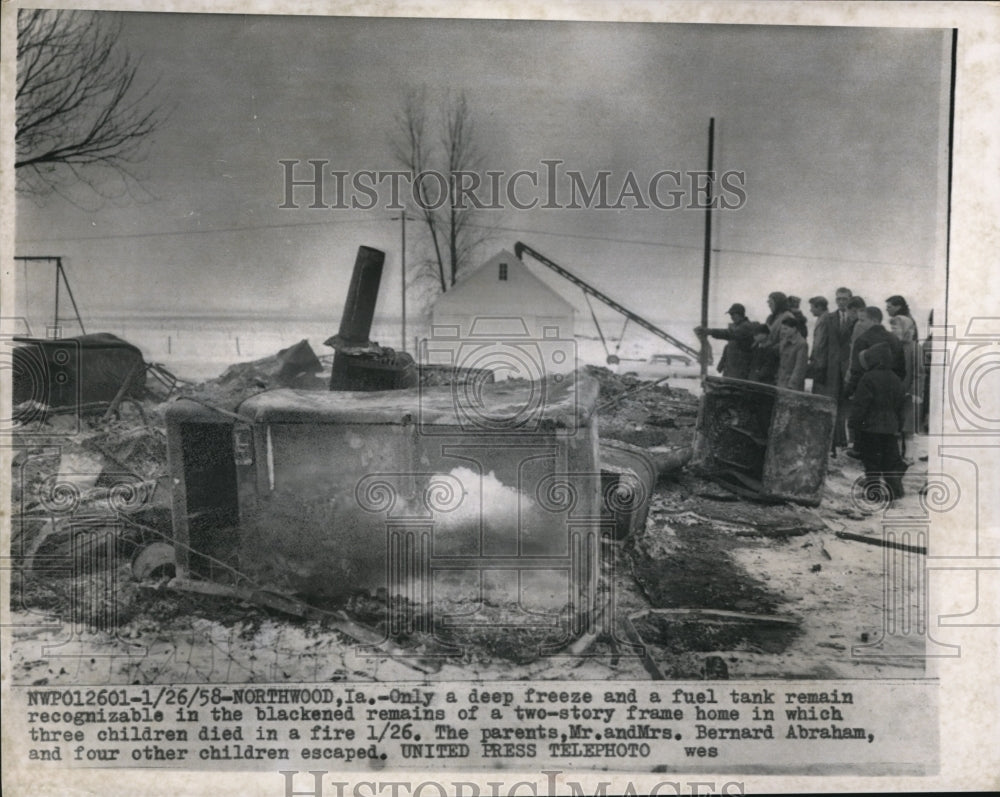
(498, 263), (508, 281)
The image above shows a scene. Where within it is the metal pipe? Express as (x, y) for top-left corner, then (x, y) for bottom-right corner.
(337, 246), (385, 345)
(60, 258), (87, 335)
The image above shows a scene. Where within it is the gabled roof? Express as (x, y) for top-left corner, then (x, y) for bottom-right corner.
(433, 249), (576, 317)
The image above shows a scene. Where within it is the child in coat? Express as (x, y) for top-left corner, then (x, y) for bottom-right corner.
(849, 341), (908, 501)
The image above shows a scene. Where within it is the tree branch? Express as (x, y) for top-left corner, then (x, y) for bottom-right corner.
(15, 9), (166, 200)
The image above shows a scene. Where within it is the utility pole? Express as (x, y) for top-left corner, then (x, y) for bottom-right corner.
(390, 213), (408, 352)
(401, 211), (407, 352)
(700, 118), (715, 380)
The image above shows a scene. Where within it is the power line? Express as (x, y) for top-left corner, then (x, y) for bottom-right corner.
(716, 246), (927, 270)
(463, 220), (704, 252)
(16, 215), (388, 244)
(18, 212), (931, 270)
(462, 220), (929, 270)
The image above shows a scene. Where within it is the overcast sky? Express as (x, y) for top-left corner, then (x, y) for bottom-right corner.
(15, 13), (950, 329)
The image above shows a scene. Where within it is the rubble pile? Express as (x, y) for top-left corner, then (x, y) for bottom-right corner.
(10, 359), (700, 630)
(13, 422), (169, 523)
(177, 339), (328, 410)
(10, 403), (170, 623)
(415, 363), (495, 387)
(177, 346), (500, 411)
(9, 344), (929, 682)
(584, 365), (698, 448)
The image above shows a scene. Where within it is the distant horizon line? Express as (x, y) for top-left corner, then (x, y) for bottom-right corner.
(82, 307), (697, 322)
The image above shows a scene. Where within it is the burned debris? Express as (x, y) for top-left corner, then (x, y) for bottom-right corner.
(8, 244), (923, 682)
(691, 376), (837, 506)
(12, 332), (147, 416)
(325, 245), (417, 391)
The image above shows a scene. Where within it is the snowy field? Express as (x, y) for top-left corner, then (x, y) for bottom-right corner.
(87, 312), (707, 393)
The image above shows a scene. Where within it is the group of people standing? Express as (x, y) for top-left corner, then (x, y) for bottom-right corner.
(695, 289), (927, 503)
(694, 291), (809, 390)
(694, 292), (810, 391)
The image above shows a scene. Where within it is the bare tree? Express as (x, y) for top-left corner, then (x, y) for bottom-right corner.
(15, 9), (165, 200)
(391, 88), (448, 294)
(390, 88), (493, 294)
(442, 92), (491, 288)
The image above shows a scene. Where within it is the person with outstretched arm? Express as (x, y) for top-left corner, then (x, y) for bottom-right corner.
(694, 303), (755, 380)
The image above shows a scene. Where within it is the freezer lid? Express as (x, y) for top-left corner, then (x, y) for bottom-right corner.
(236, 372), (598, 428)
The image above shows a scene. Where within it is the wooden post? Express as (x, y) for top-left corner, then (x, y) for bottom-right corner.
(100, 361), (144, 423)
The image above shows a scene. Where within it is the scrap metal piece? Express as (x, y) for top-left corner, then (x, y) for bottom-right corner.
(600, 440), (658, 540)
(12, 332), (146, 411)
(646, 444), (694, 476)
(600, 439), (691, 540)
(131, 541), (177, 580)
(274, 339), (323, 383)
(639, 607), (800, 626)
(625, 607), (801, 680)
(834, 530), (927, 555)
(691, 376), (836, 506)
(325, 245), (385, 352)
(325, 246), (416, 390)
(623, 611), (666, 680)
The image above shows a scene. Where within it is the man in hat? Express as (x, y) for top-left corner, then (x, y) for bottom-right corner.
(695, 303), (755, 380)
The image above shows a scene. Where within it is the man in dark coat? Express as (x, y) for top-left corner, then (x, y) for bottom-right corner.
(808, 296), (836, 393)
(832, 287), (856, 356)
(849, 341), (907, 501)
(694, 303), (755, 380)
(845, 306), (906, 397)
(747, 323), (779, 385)
(808, 290), (853, 453)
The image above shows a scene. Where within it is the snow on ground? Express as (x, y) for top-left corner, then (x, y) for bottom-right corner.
(8, 326), (929, 683)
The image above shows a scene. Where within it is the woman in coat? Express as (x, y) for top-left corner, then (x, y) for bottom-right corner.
(763, 291), (795, 354)
(776, 317), (808, 391)
(886, 295), (922, 457)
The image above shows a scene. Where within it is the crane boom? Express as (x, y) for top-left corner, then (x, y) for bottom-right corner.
(514, 242), (703, 361)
